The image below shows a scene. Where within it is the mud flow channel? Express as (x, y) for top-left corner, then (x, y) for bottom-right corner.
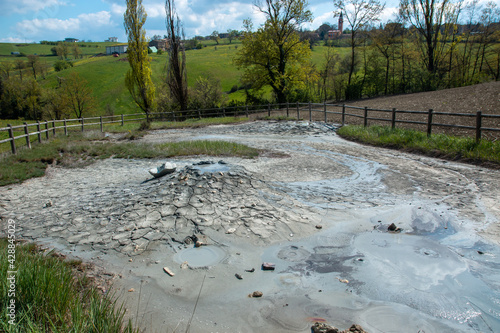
(1, 121), (499, 333)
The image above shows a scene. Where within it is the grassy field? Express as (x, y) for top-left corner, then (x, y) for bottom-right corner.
(0, 41), (349, 116)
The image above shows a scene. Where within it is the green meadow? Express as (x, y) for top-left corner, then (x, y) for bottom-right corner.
(0, 40), (348, 116)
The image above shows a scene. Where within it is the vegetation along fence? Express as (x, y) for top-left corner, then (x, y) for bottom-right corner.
(1, 102), (499, 155)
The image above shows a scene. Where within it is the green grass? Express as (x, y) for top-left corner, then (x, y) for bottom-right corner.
(1, 42), (352, 115)
(337, 125), (500, 166)
(0, 118), (259, 186)
(0, 239), (138, 332)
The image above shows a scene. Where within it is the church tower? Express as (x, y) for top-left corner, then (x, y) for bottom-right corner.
(338, 12), (343, 34)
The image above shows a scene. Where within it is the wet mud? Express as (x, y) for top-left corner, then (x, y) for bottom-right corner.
(1, 120), (500, 332)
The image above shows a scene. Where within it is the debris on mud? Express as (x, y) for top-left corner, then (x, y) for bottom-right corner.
(311, 322), (368, 333)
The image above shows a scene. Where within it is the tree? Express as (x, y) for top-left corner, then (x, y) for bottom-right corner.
(165, 0), (188, 113)
(234, 0), (314, 104)
(211, 31), (220, 45)
(317, 23), (333, 40)
(124, 0), (156, 119)
(14, 59), (25, 82)
(400, 0), (463, 81)
(333, 0), (385, 99)
(227, 29), (239, 43)
(189, 76), (226, 110)
(63, 72), (95, 119)
(27, 55), (41, 80)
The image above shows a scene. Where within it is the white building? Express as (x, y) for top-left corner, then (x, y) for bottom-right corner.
(106, 44), (128, 55)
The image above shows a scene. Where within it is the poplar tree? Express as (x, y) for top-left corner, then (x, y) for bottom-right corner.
(124, 0), (156, 120)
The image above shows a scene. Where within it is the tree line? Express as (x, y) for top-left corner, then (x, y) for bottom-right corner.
(1, 0), (498, 121)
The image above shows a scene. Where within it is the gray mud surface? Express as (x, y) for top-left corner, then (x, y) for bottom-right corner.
(1, 120), (500, 332)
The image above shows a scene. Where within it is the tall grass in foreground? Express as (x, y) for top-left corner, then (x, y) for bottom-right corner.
(338, 125), (500, 165)
(0, 240), (138, 332)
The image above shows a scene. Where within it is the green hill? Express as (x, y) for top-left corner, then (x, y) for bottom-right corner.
(0, 41), (344, 116)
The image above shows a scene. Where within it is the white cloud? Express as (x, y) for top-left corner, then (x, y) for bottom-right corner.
(111, 3), (126, 16)
(0, 36), (34, 43)
(0, 0), (67, 15)
(14, 11), (113, 40)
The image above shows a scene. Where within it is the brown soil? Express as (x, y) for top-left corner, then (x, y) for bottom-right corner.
(249, 81), (500, 140)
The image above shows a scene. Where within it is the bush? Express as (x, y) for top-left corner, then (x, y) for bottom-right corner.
(54, 60), (73, 72)
(230, 84), (239, 93)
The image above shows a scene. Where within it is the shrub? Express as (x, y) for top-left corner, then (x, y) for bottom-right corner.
(54, 60), (73, 72)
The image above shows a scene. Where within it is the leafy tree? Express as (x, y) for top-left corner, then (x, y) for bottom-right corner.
(62, 72), (95, 119)
(124, 0), (156, 119)
(211, 31), (220, 45)
(189, 76), (227, 110)
(165, 0), (188, 113)
(27, 55), (41, 80)
(234, 0), (314, 104)
(227, 29), (239, 43)
(317, 23), (333, 40)
(333, 0), (385, 99)
(14, 59), (25, 82)
(0, 62), (13, 79)
(400, 0), (462, 83)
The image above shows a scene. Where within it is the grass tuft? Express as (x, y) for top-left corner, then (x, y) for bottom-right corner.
(338, 125), (500, 166)
(0, 239), (138, 332)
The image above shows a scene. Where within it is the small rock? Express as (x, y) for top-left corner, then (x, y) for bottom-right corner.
(226, 228), (237, 234)
(311, 322), (339, 333)
(163, 267), (175, 276)
(195, 241), (204, 248)
(315, 225), (323, 229)
(235, 273), (243, 280)
(477, 250), (484, 255)
(128, 288), (135, 292)
(180, 261), (189, 269)
(262, 262), (275, 271)
(128, 259), (133, 262)
(43, 200), (53, 208)
(245, 268), (255, 273)
(388, 223), (401, 232)
(249, 291), (263, 298)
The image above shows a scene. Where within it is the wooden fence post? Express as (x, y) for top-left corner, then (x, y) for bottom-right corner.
(100, 116), (103, 132)
(245, 106), (249, 118)
(268, 104), (271, 117)
(64, 119), (68, 136)
(81, 118), (84, 132)
(296, 101), (300, 120)
(341, 104), (346, 126)
(324, 101), (327, 123)
(391, 108), (396, 129)
(427, 109), (433, 137)
(476, 111), (482, 142)
(52, 120), (56, 136)
(363, 107), (368, 127)
(37, 121), (41, 143)
(198, 109), (202, 120)
(286, 102), (289, 118)
(7, 124), (16, 155)
(121, 114), (124, 126)
(309, 102), (312, 122)
(24, 122), (31, 149)
(45, 121), (49, 139)
(223, 107), (226, 117)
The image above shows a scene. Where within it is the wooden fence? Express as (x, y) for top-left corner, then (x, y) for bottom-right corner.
(1, 102), (499, 155)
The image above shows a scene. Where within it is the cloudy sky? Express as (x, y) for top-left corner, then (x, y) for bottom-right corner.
(0, 0), (495, 43)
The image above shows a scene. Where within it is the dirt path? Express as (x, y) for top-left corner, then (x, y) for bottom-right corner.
(1, 121), (499, 332)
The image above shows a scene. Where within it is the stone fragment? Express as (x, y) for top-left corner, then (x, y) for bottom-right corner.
(163, 267), (175, 276)
(311, 322), (338, 333)
(226, 227), (237, 234)
(388, 223), (401, 232)
(128, 288), (135, 292)
(262, 262), (275, 271)
(235, 273), (243, 280)
(249, 291), (263, 298)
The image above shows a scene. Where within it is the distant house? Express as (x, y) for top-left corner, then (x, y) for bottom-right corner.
(218, 33), (229, 39)
(106, 37), (118, 42)
(106, 44), (128, 55)
(65, 38), (79, 43)
(149, 39), (169, 51)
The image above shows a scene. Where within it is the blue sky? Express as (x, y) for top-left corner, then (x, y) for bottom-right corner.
(0, 0), (496, 43)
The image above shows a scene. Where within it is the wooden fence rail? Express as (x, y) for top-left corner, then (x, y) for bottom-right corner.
(1, 102), (499, 155)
